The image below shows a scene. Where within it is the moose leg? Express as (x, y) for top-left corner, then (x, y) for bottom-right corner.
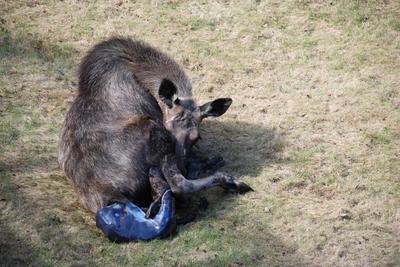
(145, 167), (170, 219)
(161, 154), (253, 196)
(146, 166), (206, 225)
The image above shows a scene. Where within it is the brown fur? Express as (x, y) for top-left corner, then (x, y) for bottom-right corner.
(58, 37), (246, 213)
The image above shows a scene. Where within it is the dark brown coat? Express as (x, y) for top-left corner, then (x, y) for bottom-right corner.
(58, 37), (248, 213)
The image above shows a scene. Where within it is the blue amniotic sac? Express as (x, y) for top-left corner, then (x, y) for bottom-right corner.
(96, 190), (175, 242)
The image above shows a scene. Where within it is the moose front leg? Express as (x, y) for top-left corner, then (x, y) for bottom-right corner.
(161, 154), (253, 196)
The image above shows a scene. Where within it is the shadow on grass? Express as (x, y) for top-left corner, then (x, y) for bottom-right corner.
(200, 120), (285, 177)
(0, 220), (45, 267)
(173, 121), (305, 265)
(0, 160), (99, 266)
(0, 166), (45, 266)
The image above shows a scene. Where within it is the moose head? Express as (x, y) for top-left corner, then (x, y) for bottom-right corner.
(158, 79), (232, 173)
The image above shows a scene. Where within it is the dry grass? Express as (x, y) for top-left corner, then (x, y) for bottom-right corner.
(0, 0), (399, 266)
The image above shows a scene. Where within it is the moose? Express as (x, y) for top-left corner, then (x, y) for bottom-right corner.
(58, 37), (252, 240)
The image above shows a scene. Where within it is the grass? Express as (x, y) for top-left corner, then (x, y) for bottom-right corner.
(0, 0), (399, 266)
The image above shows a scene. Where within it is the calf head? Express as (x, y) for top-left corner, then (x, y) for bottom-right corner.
(158, 79), (232, 173)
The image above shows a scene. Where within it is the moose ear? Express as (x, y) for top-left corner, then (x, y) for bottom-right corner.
(200, 98), (232, 118)
(159, 79), (178, 108)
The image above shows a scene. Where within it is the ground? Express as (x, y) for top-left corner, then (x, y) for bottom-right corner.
(0, 0), (399, 266)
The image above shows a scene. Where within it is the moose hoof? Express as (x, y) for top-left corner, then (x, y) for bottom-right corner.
(235, 182), (254, 194)
(220, 174), (254, 194)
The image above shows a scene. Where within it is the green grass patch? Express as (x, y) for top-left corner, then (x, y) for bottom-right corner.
(303, 38), (318, 48)
(0, 121), (19, 147)
(388, 18), (400, 31)
(190, 39), (222, 57)
(184, 18), (216, 31)
(365, 127), (395, 146)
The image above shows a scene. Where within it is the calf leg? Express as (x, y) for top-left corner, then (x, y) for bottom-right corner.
(161, 154), (253, 196)
(146, 166), (210, 225)
(146, 167), (170, 219)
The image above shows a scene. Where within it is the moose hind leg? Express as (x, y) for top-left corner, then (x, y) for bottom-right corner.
(161, 154), (253, 196)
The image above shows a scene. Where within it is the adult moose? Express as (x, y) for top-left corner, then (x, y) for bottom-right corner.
(58, 37), (252, 239)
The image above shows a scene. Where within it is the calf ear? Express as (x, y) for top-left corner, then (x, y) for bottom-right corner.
(159, 79), (177, 108)
(200, 98), (232, 118)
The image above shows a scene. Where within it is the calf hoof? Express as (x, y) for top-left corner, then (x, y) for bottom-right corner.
(219, 173), (254, 194)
